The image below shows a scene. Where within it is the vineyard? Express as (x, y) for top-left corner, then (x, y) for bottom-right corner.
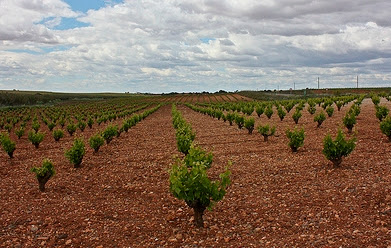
(1, 92), (391, 247)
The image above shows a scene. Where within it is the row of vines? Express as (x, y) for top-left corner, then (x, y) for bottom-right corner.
(184, 93), (391, 167)
(0, 98), (162, 191)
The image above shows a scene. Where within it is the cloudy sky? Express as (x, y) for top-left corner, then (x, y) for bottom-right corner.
(1, 0), (391, 93)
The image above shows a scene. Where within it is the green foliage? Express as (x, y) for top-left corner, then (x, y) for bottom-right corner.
(15, 126), (25, 139)
(242, 105), (254, 115)
(244, 117), (255, 134)
(226, 113), (235, 126)
(102, 125), (118, 144)
(172, 105), (196, 155)
(78, 121), (86, 132)
(375, 105), (389, 121)
(326, 106), (334, 117)
(52, 129), (64, 141)
(65, 138), (85, 168)
(89, 133), (104, 152)
(87, 117), (94, 128)
(169, 158), (230, 227)
(257, 124), (276, 141)
(343, 112), (356, 133)
(66, 123), (77, 136)
(47, 122), (56, 131)
(284, 101), (295, 113)
(371, 94), (380, 106)
(349, 104), (360, 116)
(277, 106), (286, 121)
(380, 116), (391, 141)
(292, 110), (302, 124)
(31, 159), (55, 192)
(4, 124), (12, 133)
(59, 118), (65, 127)
(255, 105), (265, 117)
(307, 105), (316, 115)
(183, 145), (213, 169)
(234, 114), (245, 129)
(28, 131), (44, 148)
(176, 124), (195, 155)
(323, 129), (356, 167)
(32, 121), (40, 133)
(0, 133), (16, 158)
(286, 127), (305, 152)
(296, 101), (305, 111)
(264, 105), (273, 119)
(335, 101), (343, 111)
(314, 111), (326, 128)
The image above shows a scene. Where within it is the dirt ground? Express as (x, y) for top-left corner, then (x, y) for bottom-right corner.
(1, 98), (391, 247)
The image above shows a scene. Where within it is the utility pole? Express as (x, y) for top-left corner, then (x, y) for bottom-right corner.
(294, 82), (296, 90)
(357, 75), (359, 88)
(317, 77), (320, 89)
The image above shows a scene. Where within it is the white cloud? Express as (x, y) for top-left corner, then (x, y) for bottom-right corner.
(1, 0), (391, 93)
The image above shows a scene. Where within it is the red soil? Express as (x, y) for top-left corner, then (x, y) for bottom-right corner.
(1, 99), (391, 247)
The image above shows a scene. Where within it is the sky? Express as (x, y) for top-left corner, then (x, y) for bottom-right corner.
(1, 0), (391, 93)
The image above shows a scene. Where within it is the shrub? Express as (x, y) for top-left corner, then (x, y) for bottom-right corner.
(380, 116), (391, 141)
(226, 113), (235, 126)
(169, 158), (230, 228)
(183, 145), (213, 169)
(215, 110), (223, 120)
(31, 159), (55, 192)
(292, 110), (302, 124)
(255, 105), (265, 117)
(343, 112), (356, 133)
(87, 117), (94, 128)
(284, 101), (295, 113)
(66, 123), (77, 136)
(65, 138), (85, 168)
(15, 127), (25, 139)
(89, 133), (104, 152)
(0, 133), (16, 158)
(314, 111), (326, 128)
(257, 124), (276, 141)
(59, 118), (65, 127)
(296, 102), (305, 111)
(4, 124), (12, 133)
(286, 127), (305, 152)
(375, 105), (389, 122)
(32, 121), (40, 133)
(336, 101), (343, 111)
(53, 129), (64, 141)
(116, 126), (123, 137)
(244, 117), (255, 134)
(326, 106), (334, 117)
(277, 106), (286, 121)
(234, 114), (245, 129)
(349, 104), (360, 116)
(176, 125), (195, 155)
(78, 121), (86, 132)
(307, 105), (316, 115)
(102, 125), (118, 144)
(323, 129), (356, 167)
(242, 106), (253, 116)
(371, 94), (380, 106)
(28, 131), (44, 148)
(47, 122), (56, 131)
(265, 105), (273, 119)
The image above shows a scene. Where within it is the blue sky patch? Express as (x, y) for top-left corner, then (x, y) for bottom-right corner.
(63, 0), (107, 13)
(7, 45), (72, 55)
(200, 38), (216, 44)
(63, 0), (124, 13)
(54, 17), (90, 30)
